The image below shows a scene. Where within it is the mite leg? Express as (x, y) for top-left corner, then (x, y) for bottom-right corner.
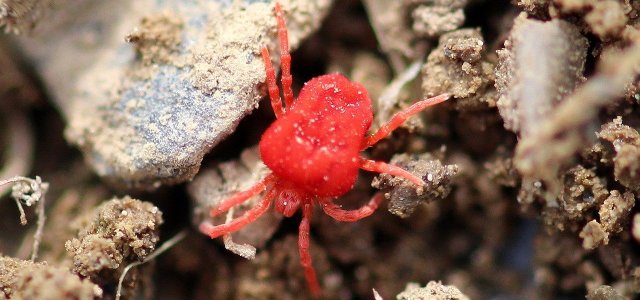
(299, 203), (321, 297)
(321, 193), (385, 222)
(361, 93), (450, 149)
(360, 158), (424, 186)
(274, 3), (294, 107)
(261, 47), (283, 118)
(209, 174), (275, 217)
(200, 188), (276, 239)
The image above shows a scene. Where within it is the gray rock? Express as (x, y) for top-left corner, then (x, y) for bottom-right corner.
(14, 0), (332, 188)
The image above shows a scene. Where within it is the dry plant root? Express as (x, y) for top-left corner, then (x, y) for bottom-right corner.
(0, 176), (48, 261)
(115, 230), (187, 300)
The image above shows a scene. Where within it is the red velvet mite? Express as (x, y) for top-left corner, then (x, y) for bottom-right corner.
(199, 3), (449, 297)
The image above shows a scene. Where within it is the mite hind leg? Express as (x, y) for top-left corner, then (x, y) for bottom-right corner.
(321, 193), (385, 222)
(299, 203), (321, 297)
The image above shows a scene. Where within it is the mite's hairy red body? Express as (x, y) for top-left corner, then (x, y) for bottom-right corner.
(199, 3), (449, 298)
(260, 74), (372, 197)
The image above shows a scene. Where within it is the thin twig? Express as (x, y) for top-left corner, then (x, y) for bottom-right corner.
(13, 196), (27, 224)
(115, 230), (188, 300)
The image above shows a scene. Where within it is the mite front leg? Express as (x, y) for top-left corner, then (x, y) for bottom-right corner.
(209, 174), (275, 217)
(200, 189), (276, 239)
(261, 48), (284, 118)
(321, 193), (385, 222)
(359, 158), (424, 186)
(361, 93), (449, 149)
(274, 3), (294, 107)
(299, 203), (321, 297)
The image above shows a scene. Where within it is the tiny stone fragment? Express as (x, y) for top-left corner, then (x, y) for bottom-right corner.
(372, 152), (458, 218)
(396, 281), (469, 300)
(598, 190), (635, 234)
(579, 220), (608, 250)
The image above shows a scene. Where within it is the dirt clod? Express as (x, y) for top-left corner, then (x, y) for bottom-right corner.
(372, 152), (458, 218)
(126, 12), (184, 66)
(598, 117), (640, 194)
(65, 196), (163, 282)
(422, 28), (495, 111)
(396, 281), (469, 300)
(559, 165), (608, 221)
(0, 255), (102, 299)
(598, 190), (634, 234)
(411, 2), (466, 38)
(584, 1), (628, 39)
(586, 285), (624, 300)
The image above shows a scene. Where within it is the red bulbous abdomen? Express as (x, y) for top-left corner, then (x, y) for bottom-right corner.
(259, 73), (373, 197)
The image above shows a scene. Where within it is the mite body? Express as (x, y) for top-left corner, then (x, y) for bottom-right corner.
(260, 73), (372, 198)
(199, 3), (449, 297)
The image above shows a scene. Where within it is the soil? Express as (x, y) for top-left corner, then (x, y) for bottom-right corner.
(2, 0), (640, 299)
